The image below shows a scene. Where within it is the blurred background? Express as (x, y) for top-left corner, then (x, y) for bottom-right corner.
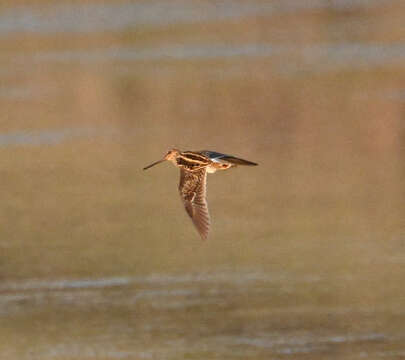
(1, 0), (405, 359)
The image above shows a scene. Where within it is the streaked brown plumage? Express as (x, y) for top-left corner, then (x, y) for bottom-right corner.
(143, 148), (257, 239)
(179, 167), (210, 239)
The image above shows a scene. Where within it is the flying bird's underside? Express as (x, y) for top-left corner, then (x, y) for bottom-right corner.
(143, 149), (258, 239)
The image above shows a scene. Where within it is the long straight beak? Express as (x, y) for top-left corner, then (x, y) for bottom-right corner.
(143, 158), (165, 170)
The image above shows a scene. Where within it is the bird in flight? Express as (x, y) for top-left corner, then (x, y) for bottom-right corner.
(143, 149), (257, 239)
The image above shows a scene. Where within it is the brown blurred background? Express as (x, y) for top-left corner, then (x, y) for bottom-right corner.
(1, 1), (405, 359)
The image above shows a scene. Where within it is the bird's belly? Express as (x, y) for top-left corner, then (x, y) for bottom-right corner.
(206, 165), (217, 173)
(207, 162), (232, 173)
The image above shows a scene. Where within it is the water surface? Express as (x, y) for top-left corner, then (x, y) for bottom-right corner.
(1, 0), (404, 359)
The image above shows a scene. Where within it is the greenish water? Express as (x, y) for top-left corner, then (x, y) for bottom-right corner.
(1, 0), (405, 359)
(3, 271), (405, 359)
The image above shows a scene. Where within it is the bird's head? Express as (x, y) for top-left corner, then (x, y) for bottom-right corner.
(164, 148), (181, 162)
(143, 148), (180, 170)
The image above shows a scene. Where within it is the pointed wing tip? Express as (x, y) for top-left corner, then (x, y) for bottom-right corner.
(241, 158), (258, 166)
(192, 216), (210, 240)
(199, 229), (209, 240)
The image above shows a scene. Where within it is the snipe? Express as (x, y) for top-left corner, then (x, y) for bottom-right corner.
(143, 149), (258, 239)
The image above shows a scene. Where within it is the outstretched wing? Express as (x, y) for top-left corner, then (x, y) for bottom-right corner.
(200, 150), (258, 166)
(178, 167), (210, 239)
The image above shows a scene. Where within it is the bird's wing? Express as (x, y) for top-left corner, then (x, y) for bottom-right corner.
(178, 167), (210, 239)
(200, 150), (257, 166)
